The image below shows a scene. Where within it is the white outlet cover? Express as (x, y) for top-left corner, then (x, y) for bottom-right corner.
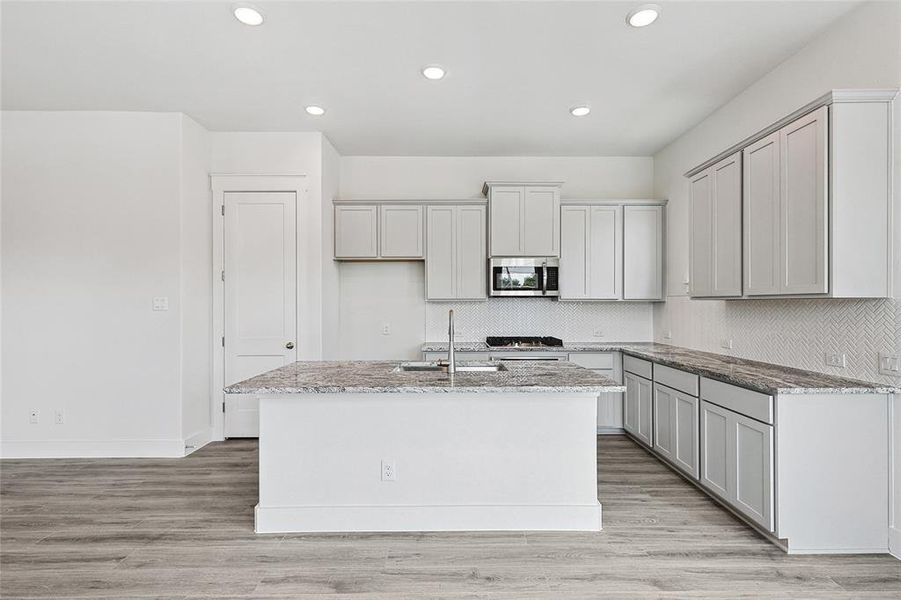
(593, 329), (604, 338)
(824, 352), (847, 368)
(152, 297), (169, 311)
(878, 352), (900, 376)
(381, 459), (397, 481)
(720, 339), (733, 350)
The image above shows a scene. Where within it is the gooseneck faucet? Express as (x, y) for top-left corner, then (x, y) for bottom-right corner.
(447, 309), (456, 374)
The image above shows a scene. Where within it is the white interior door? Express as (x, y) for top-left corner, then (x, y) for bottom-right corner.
(224, 191), (297, 437)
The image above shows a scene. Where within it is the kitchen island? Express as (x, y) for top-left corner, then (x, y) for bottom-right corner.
(225, 360), (624, 534)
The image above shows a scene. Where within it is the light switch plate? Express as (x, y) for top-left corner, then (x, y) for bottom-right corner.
(152, 297), (169, 311)
(878, 352), (900, 377)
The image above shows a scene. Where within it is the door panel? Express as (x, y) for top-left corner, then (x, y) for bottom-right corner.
(589, 206), (622, 299)
(673, 392), (699, 479)
(522, 187), (559, 256)
(653, 384), (675, 461)
(636, 376), (654, 447)
(334, 205), (378, 258)
(711, 153), (742, 297)
(624, 373), (640, 437)
(489, 187), (523, 256)
(456, 206), (487, 299)
(700, 401), (730, 499)
(743, 133), (780, 295)
(781, 106), (828, 295)
(689, 170), (713, 296)
(224, 191), (297, 438)
(426, 206), (456, 299)
(623, 206), (663, 300)
(733, 413), (774, 530)
(560, 206), (589, 299)
(379, 204), (423, 258)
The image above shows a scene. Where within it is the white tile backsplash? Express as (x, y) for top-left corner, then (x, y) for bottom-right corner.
(426, 299), (654, 342)
(654, 295), (900, 385)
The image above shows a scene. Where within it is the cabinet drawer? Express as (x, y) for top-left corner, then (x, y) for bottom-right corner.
(568, 352), (615, 370)
(654, 363), (699, 397)
(623, 355), (652, 379)
(700, 377), (773, 424)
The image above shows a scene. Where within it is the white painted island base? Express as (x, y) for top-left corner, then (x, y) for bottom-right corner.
(255, 392), (602, 533)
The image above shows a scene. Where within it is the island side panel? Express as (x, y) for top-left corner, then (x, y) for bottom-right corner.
(256, 392), (601, 533)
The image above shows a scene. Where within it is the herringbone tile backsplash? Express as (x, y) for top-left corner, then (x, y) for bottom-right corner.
(654, 296), (901, 385)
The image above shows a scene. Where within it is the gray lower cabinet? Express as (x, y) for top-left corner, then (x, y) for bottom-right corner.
(700, 399), (774, 531)
(624, 372), (653, 447)
(653, 383), (699, 479)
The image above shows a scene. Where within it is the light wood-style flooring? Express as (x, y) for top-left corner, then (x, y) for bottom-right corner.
(1, 435), (898, 598)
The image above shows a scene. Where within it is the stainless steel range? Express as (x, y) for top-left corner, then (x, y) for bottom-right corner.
(486, 336), (564, 349)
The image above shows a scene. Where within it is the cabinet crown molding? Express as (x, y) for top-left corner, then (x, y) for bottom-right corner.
(684, 88), (899, 178)
(561, 198), (667, 206)
(482, 181), (564, 196)
(334, 198), (487, 205)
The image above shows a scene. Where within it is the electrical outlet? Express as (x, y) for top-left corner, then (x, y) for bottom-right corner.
(54, 410), (65, 425)
(381, 459), (397, 481)
(824, 352), (847, 368)
(152, 297), (169, 311)
(879, 352), (901, 377)
(593, 328), (604, 338)
(381, 323), (391, 336)
(29, 409), (39, 424)
(720, 338), (733, 350)
(662, 330), (672, 341)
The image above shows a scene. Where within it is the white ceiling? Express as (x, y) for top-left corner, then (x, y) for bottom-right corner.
(1, 1), (859, 156)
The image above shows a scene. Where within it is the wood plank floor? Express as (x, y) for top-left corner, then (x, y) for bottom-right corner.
(1, 435), (898, 599)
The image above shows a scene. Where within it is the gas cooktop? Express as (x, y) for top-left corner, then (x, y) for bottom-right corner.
(485, 336), (564, 348)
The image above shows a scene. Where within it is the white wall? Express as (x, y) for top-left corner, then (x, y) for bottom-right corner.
(336, 155), (657, 358)
(321, 137), (342, 360)
(650, 0), (901, 556)
(179, 115), (212, 445)
(1, 111), (210, 457)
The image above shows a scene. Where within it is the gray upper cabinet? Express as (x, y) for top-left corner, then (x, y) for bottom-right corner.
(485, 182), (561, 257)
(623, 205), (664, 300)
(379, 204), (424, 259)
(335, 204), (379, 259)
(690, 152), (742, 297)
(560, 204), (622, 300)
(335, 202), (423, 260)
(690, 90), (894, 300)
(425, 204), (487, 301)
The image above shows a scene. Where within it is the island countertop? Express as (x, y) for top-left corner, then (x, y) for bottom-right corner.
(224, 360), (624, 395)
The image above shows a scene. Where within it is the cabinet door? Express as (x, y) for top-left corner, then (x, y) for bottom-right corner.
(425, 206), (456, 299)
(489, 186), (523, 256)
(522, 186), (560, 256)
(636, 375), (653, 447)
(623, 206), (664, 300)
(700, 401), (730, 500)
(589, 206), (622, 299)
(672, 391), (699, 479)
(732, 411), (774, 530)
(456, 205), (487, 299)
(653, 383), (676, 461)
(689, 169), (713, 297)
(379, 205), (423, 258)
(780, 105), (828, 295)
(560, 206), (590, 299)
(335, 205), (378, 258)
(624, 372), (640, 438)
(597, 391), (624, 429)
(711, 153), (743, 297)
(743, 132), (780, 295)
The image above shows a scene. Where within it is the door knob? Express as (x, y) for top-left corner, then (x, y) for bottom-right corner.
(285, 342), (295, 350)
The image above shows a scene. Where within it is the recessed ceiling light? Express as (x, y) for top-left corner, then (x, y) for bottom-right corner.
(305, 105), (326, 116)
(570, 106), (591, 117)
(421, 65), (446, 80)
(233, 4), (264, 26)
(626, 4), (660, 28)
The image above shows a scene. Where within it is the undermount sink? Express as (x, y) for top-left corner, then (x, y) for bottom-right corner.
(395, 361), (508, 373)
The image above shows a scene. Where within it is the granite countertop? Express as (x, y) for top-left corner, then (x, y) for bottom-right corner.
(421, 341), (897, 395)
(224, 360), (625, 395)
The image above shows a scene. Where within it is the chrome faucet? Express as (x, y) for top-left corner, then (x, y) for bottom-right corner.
(447, 309), (456, 374)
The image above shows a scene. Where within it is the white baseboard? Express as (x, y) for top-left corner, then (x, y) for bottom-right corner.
(255, 502), (603, 534)
(0, 438), (185, 459)
(597, 427), (625, 435)
(183, 427), (214, 455)
(890, 527), (901, 560)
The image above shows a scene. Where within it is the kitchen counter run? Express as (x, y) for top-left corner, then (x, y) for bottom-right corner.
(225, 360), (624, 395)
(421, 341), (897, 395)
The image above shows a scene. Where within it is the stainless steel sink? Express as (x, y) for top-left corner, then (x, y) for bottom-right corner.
(395, 361), (507, 373)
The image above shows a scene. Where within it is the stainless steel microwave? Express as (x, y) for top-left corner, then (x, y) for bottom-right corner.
(488, 257), (559, 297)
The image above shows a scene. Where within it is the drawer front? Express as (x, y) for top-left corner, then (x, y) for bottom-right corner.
(623, 355), (652, 379)
(423, 351), (491, 362)
(568, 352), (615, 370)
(654, 363), (699, 397)
(700, 377), (773, 424)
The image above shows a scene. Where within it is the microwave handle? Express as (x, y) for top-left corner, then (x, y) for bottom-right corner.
(541, 261), (548, 296)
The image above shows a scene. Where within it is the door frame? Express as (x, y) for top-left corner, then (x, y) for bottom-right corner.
(211, 174), (307, 441)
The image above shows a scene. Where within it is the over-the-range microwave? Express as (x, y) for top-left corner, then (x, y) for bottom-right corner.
(488, 257), (559, 297)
